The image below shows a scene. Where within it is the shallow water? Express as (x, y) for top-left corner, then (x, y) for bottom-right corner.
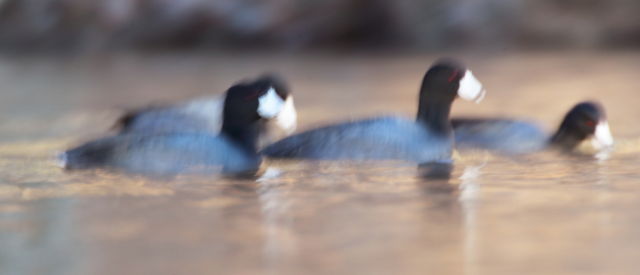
(1, 52), (640, 275)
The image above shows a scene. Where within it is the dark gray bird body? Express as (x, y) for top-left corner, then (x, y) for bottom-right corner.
(63, 133), (260, 175)
(61, 76), (289, 176)
(263, 59), (487, 163)
(262, 116), (452, 162)
(452, 118), (547, 154)
(116, 96), (222, 135)
(451, 101), (613, 154)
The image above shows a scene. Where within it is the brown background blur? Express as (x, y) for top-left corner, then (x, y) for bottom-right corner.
(0, 0), (638, 53)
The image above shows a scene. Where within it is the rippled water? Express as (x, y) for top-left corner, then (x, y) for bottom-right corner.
(1, 52), (640, 275)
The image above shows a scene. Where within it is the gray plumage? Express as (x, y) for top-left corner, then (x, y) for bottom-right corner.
(61, 77), (291, 176)
(262, 59), (487, 163)
(116, 95), (223, 135)
(62, 133), (260, 176)
(262, 116), (452, 163)
(117, 95), (289, 147)
(452, 118), (548, 154)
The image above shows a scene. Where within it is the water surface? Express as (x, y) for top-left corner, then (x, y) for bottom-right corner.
(1, 52), (640, 275)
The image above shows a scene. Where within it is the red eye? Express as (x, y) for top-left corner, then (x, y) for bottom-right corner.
(585, 120), (596, 127)
(244, 90), (261, 100)
(448, 70), (460, 83)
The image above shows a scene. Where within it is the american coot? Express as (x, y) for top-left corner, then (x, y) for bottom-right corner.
(452, 101), (614, 154)
(114, 74), (297, 146)
(262, 59), (487, 163)
(60, 79), (290, 176)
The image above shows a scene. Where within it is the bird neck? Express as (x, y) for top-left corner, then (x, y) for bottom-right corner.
(549, 125), (587, 150)
(221, 120), (260, 154)
(416, 99), (453, 136)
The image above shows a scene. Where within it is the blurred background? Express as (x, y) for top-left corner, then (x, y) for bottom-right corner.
(0, 0), (639, 53)
(2, 2), (640, 275)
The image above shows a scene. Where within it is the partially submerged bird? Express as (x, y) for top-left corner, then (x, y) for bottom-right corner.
(60, 79), (291, 176)
(262, 59), (487, 163)
(114, 74), (297, 146)
(452, 101), (614, 154)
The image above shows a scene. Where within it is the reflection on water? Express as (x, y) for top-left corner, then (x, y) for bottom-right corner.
(1, 53), (640, 275)
(0, 198), (85, 275)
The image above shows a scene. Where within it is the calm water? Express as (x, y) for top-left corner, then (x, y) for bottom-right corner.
(1, 52), (640, 275)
